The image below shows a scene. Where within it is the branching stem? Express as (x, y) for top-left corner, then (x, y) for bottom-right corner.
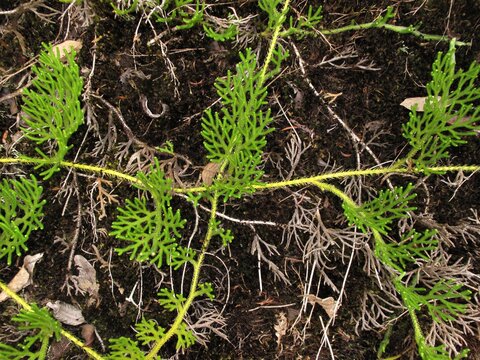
(308, 182), (429, 359)
(2, 157), (478, 193)
(317, 13), (470, 46)
(0, 280), (104, 360)
(146, 192), (219, 359)
(258, 0), (291, 84)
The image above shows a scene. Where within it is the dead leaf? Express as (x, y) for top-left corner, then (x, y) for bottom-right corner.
(321, 90), (342, 104)
(306, 294), (338, 319)
(81, 324), (96, 346)
(71, 255), (100, 305)
(47, 300), (85, 326)
(447, 115), (473, 126)
(52, 40), (82, 60)
(401, 97), (476, 131)
(96, 178), (119, 220)
(48, 336), (72, 360)
(400, 96), (428, 111)
(0, 253), (44, 302)
(400, 96), (442, 111)
(274, 312), (288, 347)
(201, 162), (221, 186)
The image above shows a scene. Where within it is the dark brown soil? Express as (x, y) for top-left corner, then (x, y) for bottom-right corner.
(1, 1), (480, 359)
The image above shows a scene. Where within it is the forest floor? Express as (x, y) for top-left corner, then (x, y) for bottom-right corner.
(1, 1), (480, 359)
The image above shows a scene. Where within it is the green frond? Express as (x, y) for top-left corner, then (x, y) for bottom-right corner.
(260, 0), (322, 39)
(383, 229), (438, 272)
(210, 219), (234, 246)
(111, 159), (189, 268)
(135, 158), (176, 203)
(201, 48), (276, 200)
(398, 279), (471, 323)
(108, 337), (145, 359)
(135, 318), (165, 345)
(203, 23), (238, 42)
(21, 43), (83, 179)
(418, 343), (451, 360)
(0, 175), (46, 265)
(0, 304), (62, 360)
(259, 0), (284, 31)
(403, 40), (480, 171)
(176, 1), (204, 30)
(283, 5), (323, 38)
(175, 322), (196, 350)
(14, 304), (62, 340)
(0, 344), (29, 360)
(343, 184), (416, 235)
(194, 282), (215, 300)
(417, 340), (469, 360)
(153, 0), (204, 29)
(157, 288), (187, 312)
(156, 140), (174, 155)
(111, 0), (139, 16)
(266, 44), (289, 79)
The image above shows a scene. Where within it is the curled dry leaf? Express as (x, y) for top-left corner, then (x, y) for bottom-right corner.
(400, 96), (442, 111)
(400, 96), (429, 111)
(306, 294), (338, 319)
(48, 336), (71, 360)
(71, 254), (100, 305)
(274, 312), (288, 347)
(52, 40), (82, 60)
(47, 300), (85, 326)
(400, 96), (476, 131)
(0, 253), (44, 302)
(81, 324), (96, 347)
(201, 162), (221, 186)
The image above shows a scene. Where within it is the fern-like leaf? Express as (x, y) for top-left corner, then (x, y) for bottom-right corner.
(14, 304), (62, 340)
(403, 40), (480, 171)
(384, 229), (438, 272)
(21, 43), (83, 179)
(194, 282), (215, 300)
(157, 288), (186, 312)
(210, 219), (234, 246)
(201, 49), (275, 200)
(135, 318), (165, 345)
(283, 5), (323, 38)
(343, 185), (417, 235)
(107, 337), (145, 360)
(203, 23), (238, 42)
(0, 304), (61, 360)
(152, 0), (204, 30)
(259, 0), (283, 31)
(111, 159), (189, 268)
(0, 176), (46, 265)
(175, 322), (196, 350)
(398, 279), (471, 323)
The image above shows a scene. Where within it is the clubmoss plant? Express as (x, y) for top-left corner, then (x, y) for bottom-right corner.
(0, 176), (45, 266)
(21, 43), (84, 180)
(1, 1), (479, 359)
